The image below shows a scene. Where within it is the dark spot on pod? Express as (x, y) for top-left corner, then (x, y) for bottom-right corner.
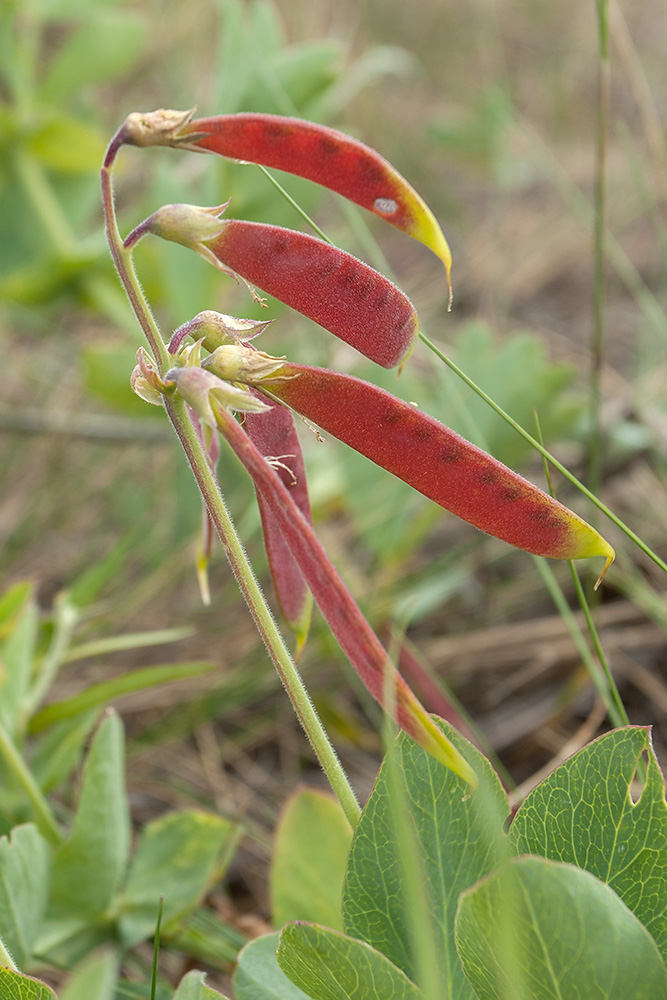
(265, 121), (291, 140)
(440, 447), (463, 463)
(271, 237), (289, 255)
(319, 134), (340, 156)
(500, 486), (522, 503)
(382, 409), (403, 426)
(413, 425), (433, 442)
(478, 469), (500, 485)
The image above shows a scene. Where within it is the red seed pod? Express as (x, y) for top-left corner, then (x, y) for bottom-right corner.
(203, 221), (419, 369)
(212, 401), (477, 787)
(244, 406), (312, 655)
(183, 113), (452, 287)
(261, 364), (615, 571)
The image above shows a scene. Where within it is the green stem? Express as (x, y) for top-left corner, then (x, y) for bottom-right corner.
(418, 330), (667, 574)
(101, 131), (361, 830)
(167, 393), (361, 827)
(590, 0), (610, 494)
(0, 723), (63, 846)
(569, 561), (628, 725)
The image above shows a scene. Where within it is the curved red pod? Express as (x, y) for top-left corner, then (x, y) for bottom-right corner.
(244, 406), (313, 655)
(203, 221), (419, 369)
(261, 364), (615, 570)
(183, 113), (452, 286)
(212, 402), (477, 787)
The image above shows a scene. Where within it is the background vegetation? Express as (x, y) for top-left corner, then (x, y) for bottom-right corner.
(1, 0), (667, 993)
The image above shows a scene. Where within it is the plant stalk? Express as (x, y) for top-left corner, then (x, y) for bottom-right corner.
(0, 722), (63, 846)
(589, 0), (610, 495)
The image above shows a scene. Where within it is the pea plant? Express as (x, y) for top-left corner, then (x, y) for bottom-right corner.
(2, 108), (666, 1000)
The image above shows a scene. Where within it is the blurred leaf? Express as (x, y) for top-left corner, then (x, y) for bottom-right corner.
(277, 924), (421, 1000)
(0, 598), (38, 737)
(456, 857), (667, 1000)
(30, 711), (99, 793)
(68, 533), (139, 609)
(0, 967), (57, 1000)
(234, 932), (310, 1000)
(82, 343), (163, 417)
(27, 116), (107, 175)
(30, 662), (216, 734)
(431, 86), (515, 182)
(119, 811), (240, 947)
(167, 906), (247, 968)
(270, 789), (352, 932)
(509, 727), (667, 963)
(0, 582), (34, 639)
(269, 42), (342, 113)
(50, 712), (130, 918)
(438, 322), (579, 467)
(38, 10), (146, 104)
(342, 721), (508, 996)
(0, 824), (51, 969)
(59, 949), (118, 1000)
(173, 970), (231, 1000)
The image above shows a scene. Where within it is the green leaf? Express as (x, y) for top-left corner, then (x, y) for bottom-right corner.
(49, 712), (130, 918)
(0, 967), (57, 1000)
(59, 949), (118, 1000)
(342, 720), (508, 996)
(509, 726), (667, 963)
(82, 343), (164, 417)
(270, 789), (352, 931)
(455, 856), (667, 1000)
(30, 711), (99, 793)
(277, 923), (421, 1000)
(234, 933), (310, 1000)
(0, 599), (38, 737)
(29, 661), (216, 734)
(0, 824), (51, 969)
(27, 115), (106, 175)
(119, 811), (240, 947)
(0, 582), (34, 638)
(166, 906), (246, 968)
(38, 10), (146, 103)
(173, 969), (231, 1000)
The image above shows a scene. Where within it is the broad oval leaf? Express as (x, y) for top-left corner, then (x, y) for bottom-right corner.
(509, 726), (667, 964)
(342, 720), (509, 997)
(456, 856), (667, 1000)
(277, 923), (422, 1000)
(0, 967), (57, 1000)
(234, 932), (311, 1000)
(270, 789), (353, 931)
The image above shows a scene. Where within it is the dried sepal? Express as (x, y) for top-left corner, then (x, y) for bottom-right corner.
(168, 311), (273, 355)
(143, 203), (264, 303)
(130, 347), (170, 405)
(203, 345), (286, 384)
(165, 366), (271, 426)
(121, 107), (207, 149)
